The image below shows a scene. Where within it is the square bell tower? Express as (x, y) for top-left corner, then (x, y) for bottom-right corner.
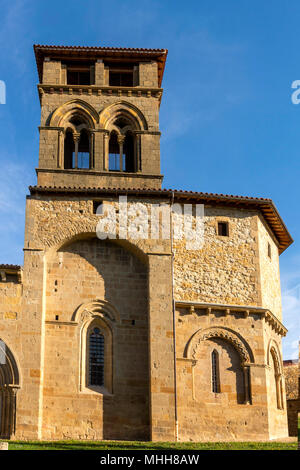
(34, 45), (168, 189)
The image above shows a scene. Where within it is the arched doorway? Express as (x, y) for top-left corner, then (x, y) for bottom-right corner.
(0, 339), (20, 438)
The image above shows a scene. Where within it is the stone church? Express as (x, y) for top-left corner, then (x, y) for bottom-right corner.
(0, 44), (293, 441)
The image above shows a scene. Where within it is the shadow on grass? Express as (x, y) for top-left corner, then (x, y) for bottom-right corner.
(4, 440), (297, 451)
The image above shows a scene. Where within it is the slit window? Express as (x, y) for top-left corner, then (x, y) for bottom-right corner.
(217, 222), (229, 237)
(268, 242), (272, 259)
(212, 350), (220, 393)
(88, 327), (105, 386)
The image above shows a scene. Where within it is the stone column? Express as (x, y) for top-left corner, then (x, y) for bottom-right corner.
(148, 253), (176, 441)
(73, 132), (80, 169)
(103, 133), (109, 171)
(57, 129), (64, 168)
(133, 132), (142, 172)
(89, 131), (95, 169)
(118, 135), (125, 172)
(95, 60), (105, 86)
(275, 374), (284, 409)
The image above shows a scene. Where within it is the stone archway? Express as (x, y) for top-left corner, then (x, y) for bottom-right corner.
(185, 327), (254, 404)
(0, 339), (20, 438)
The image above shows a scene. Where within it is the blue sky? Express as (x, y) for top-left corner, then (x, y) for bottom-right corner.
(0, 0), (299, 358)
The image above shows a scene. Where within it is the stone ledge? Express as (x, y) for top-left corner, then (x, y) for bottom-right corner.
(38, 84), (163, 101)
(175, 300), (287, 336)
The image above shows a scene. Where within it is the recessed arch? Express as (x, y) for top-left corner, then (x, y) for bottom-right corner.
(0, 339), (20, 439)
(73, 298), (121, 324)
(186, 326), (254, 364)
(267, 338), (282, 373)
(49, 99), (99, 128)
(267, 339), (284, 409)
(99, 101), (148, 131)
(0, 339), (20, 388)
(77, 307), (114, 394)
(186, 327), (253, 405)
(46, 231), (149, 267)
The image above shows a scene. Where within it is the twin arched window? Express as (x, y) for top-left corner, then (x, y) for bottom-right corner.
(63, 113), (137, 172)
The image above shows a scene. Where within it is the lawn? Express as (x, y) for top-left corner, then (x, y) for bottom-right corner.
(2, 440), (297, 451)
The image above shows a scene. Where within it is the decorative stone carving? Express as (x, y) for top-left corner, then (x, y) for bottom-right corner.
(187, 327), (252, 364)
(74, 299), (120, 325)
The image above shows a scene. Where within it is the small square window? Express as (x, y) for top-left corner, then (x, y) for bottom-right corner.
(217, 222), (229, 237)
(268, 242), (272, 259)
(93, 200), (103, 215)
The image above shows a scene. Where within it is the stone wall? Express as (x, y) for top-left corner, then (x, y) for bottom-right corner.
(284, 361), (299, 399)
(37, 90), (162, 189)
(257, 215), (282, 320)
(173, 206), (260, 307)
(176, 306), (270, 440)
(0, 192), (289, 441)
(42, 238), (149, 440)
(283, 361), (299, 436)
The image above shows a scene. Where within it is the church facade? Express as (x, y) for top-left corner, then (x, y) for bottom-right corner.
(0, 44), (293, 441)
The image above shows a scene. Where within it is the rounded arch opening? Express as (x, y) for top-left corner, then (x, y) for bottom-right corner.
(0, 339), (20, 438)
(267, 340), (284, 410)
(79, 314), (113, 394)
(186, 327), (253, 405)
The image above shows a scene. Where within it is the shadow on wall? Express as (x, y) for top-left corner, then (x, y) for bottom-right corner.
(59, 237), (150, 440)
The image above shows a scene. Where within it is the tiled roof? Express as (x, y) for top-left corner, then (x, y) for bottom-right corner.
(34, 44), (167, 53)
(29, 185), (293, 253)
(33, 44), (168, 87)
(283, 360), (298, 366)
(0, 264), (22, 270)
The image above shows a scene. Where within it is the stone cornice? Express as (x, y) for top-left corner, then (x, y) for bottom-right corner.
(37, 84), (163, 102)
(35, 168), (163, 180)
(175, 300), (288, 337)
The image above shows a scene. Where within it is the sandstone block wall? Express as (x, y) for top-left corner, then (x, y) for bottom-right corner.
(0, 192), (289, 441)
(174, 206), (260, 306)
(42, 238), (149, 440)
(257, 215), (282, 320)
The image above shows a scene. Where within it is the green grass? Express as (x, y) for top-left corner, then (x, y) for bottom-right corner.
(1, 440), (297, 451)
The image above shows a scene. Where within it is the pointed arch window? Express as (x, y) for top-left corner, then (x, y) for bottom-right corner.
(211, 349), (220, 393)
(88, 327), (105, 387)
(63, 120), (92, 170)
